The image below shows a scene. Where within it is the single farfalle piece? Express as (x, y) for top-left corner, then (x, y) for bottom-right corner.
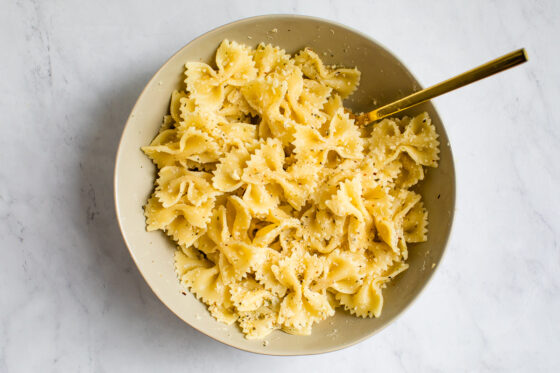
(243, 138), (323, 210)
(273, 250), (334, 334)
(293, 107), (364, 163)
(325, 108), (365, 159)
(176, 248), (238, 326)
(186, 40), (257, 111)
(217, 86), (254, 121)
(325, 175), (369, 221)
(170, 90), (190, 123)
(252, 42), (291, 77)
(252, 214), (299, 248)
(402, 200), (428, 243)
(336, 261), (408, 318)
(299, 206), (345, 254)
(400, 113), (440, 167)
(284, 64), (331, 129)
(141, 125), (222, 168)
(206, 198), (264, 280)
(364, 241), (401, 276)
(238, 304), (280, 339)
(242, 184), (280, 216)
(320, 249), (366, 294)
(394, 152), (425, 188)
(241, 74), (293, 143)
(229, 277), (274, 312)
(254, 247), (288, 297)
(215, 39), (258, 85)
(367, 112), (439, 169)
(184, 62), (224, 111)
(294, 48), (361, 98)
(216, 120), (259, 148)
(155, 166), (218, 208)
(212, 146), (251, 192)
(311, 159), (361, 208)
(241, 74), (287, 118)
(145, 195), (211, 230)
(371, 189), (422, 251)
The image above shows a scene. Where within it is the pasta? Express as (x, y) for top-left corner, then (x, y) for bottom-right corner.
(142, 40), (439, 339)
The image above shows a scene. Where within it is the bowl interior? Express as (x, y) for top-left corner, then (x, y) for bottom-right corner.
(114, 15), (455, 355)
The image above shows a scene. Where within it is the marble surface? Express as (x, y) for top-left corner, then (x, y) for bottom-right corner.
(1, 0), (559, 371)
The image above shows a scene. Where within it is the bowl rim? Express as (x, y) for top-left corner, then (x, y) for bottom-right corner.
(113, 13), (456, 356)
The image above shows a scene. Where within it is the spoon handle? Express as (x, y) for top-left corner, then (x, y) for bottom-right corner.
(358, 48), (528, 125)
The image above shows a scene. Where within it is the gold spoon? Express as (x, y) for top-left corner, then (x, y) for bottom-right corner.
(353, 49), (528, 126)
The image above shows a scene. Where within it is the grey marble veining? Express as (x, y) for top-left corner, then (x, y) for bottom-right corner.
(1, 0), (559, 371)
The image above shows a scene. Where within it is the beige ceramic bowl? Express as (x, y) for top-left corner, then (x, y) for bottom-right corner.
(114, 15), (455, 355)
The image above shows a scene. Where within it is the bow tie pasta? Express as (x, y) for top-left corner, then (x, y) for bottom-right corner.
(142, 40), (439, 339)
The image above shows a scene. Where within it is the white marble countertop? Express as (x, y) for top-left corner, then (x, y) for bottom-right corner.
(1, 0), (559, 371)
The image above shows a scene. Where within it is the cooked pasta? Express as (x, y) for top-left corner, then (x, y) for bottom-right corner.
(142, 40), (439, 338)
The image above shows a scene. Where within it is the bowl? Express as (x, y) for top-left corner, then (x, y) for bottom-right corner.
(114, 14), (455, 355)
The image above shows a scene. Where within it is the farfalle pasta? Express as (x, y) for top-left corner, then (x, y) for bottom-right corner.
(142, 40), (439, 339)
